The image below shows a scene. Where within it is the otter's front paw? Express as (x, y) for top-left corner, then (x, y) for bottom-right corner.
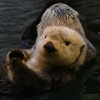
(7, 49), (25, 62)
(7, 57), (27, 82)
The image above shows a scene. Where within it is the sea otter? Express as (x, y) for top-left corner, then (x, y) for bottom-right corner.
(0, 3), (96, 95)
(6, 26), (87, 93)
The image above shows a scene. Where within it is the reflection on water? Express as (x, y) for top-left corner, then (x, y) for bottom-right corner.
(0, 0), (100, 100)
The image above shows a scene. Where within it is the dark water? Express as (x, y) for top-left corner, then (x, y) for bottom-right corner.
(0, 0), (100, 100)
(0, 0), (50, 59)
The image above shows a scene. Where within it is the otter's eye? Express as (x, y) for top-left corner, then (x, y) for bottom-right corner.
(44, 36), (47, 39)
(65, 41), (70, 46)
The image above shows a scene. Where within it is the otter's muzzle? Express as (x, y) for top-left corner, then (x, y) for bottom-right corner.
(44, 42), (56, 52)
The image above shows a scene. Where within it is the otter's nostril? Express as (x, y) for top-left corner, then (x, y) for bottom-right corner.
(44, 42), (56, 52)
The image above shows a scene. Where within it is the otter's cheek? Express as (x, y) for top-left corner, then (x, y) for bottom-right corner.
(59, 48), (77, 65)
(36, 41), (45, 55)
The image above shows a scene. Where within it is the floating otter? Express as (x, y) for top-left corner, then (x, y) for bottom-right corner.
(0, 3), (96, 95)
(6, 26), (87, 93)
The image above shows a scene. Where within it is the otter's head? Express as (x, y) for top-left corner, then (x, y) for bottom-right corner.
(36, 26), (87, 69)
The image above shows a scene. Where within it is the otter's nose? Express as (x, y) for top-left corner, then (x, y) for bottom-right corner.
(44, 42), (56, 52)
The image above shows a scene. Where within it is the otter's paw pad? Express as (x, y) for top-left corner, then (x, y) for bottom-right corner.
(8, 49), (24, 60)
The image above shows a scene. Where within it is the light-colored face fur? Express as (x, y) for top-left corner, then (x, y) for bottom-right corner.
(37, 3), (96, 64)
(38, 3), (85, 37)
(34, 26), (87, 70)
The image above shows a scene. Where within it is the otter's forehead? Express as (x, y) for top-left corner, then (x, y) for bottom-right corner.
(44, 26), (80, 37)
(43, 26), (85, 44)
(43, 26), (68, 36)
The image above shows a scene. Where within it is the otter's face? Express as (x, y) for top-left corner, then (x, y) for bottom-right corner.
(36, 26), (86, 67)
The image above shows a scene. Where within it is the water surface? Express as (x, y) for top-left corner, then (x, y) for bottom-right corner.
(0, 0), (100, 100)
